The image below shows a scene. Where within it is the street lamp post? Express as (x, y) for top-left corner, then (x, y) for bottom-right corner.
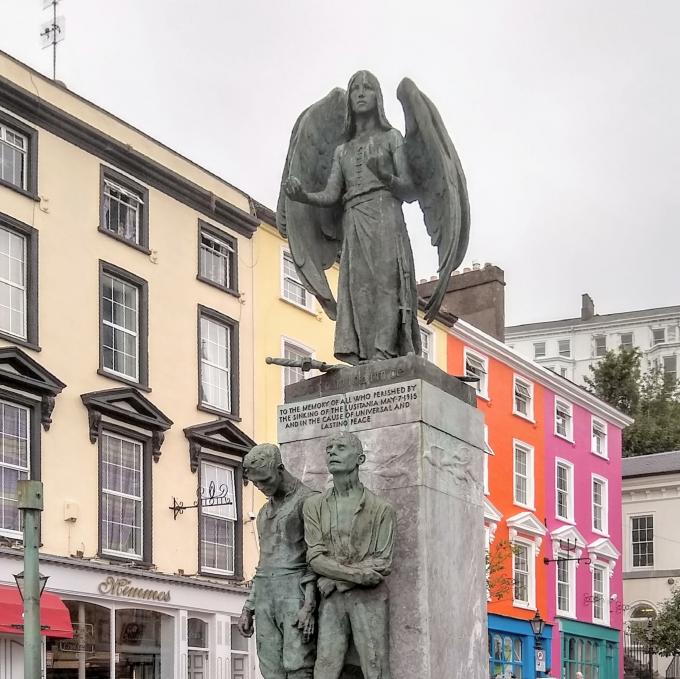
(17, 479), (45, 679)
(530, 610), (546, 678)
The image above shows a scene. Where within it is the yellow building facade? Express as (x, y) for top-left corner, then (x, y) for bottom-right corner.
(0, 51), (259, 679)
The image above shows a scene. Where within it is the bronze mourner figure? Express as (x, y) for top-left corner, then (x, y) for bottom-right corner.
(303, 432), (396, 679)
(279, 70), (470, 365)
(238, 444), (317, 679)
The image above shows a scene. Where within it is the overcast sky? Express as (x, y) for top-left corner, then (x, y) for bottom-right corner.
(2, 1), (678, 326)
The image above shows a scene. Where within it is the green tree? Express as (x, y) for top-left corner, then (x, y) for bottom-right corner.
(585, 348), (680, 456)
(584, 348), (641, 417)
(648, 587), (680, 657)
(486, 539), (516, 601)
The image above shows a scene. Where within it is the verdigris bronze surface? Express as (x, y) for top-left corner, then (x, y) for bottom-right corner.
(303, 432), (396, 679)
(279, 70), (470, 365)
(239, 444), (317, 679)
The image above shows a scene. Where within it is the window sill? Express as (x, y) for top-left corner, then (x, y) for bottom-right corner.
(197, 402), (241, 422)
(555, 516), (576, 526)
(554, 432), (575, 444)
(97, 368), (151, 393)
(0, 331), (41, 352)
(513, 601), (536, 611)
(98, 226), (151, 255)
(199, 568), (240, 581)
(100, 551), (147, 565)
(0, 178), (39, 202)
(476, 393), (491, 403)
(513, 411), (535, 424)
(591, 450), (609, 460)
(196, 275), (240, 298)
(513, 502), (536, 513)
(592, 528), (610, 538)
(556, 611), (577, 620)
(279, 296), (317, 316)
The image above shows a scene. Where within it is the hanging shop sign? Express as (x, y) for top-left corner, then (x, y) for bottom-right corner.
(97, 576), (171, 602)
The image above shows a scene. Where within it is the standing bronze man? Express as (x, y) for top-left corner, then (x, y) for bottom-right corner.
(303, 432), (396, 679)
(238, 444), (317, 679)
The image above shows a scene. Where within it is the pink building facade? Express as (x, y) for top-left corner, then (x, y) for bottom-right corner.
(544, 390), (624, 679)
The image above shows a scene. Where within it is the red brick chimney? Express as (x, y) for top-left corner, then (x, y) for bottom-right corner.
(417, 263), (506, 341)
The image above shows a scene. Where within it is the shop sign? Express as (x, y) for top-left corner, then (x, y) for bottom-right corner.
(59, 622), (95, 654)
(97, 576), (171, 602)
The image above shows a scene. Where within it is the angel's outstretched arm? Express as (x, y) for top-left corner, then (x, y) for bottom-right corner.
(287, 148), (344, 207)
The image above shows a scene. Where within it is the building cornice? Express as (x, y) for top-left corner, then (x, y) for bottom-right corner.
(0, 74), (259, 238)
(506, 309), (680, 339)
(452, 320), (634, 428)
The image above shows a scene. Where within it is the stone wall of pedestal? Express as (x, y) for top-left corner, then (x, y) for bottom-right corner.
(277, 357), (488, 679)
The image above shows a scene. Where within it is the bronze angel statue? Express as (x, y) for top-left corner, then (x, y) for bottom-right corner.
(278, 70), (470, 366)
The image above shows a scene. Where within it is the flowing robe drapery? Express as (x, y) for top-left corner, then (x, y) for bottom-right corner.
(332, 129), (421, 364)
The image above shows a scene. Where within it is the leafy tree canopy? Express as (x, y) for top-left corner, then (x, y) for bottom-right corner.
(585, 348), (680, 456)
(649, 587), (680, 657)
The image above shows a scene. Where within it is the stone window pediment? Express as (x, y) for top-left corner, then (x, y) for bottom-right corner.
(507, 510), (547, 549)
(0, 346), (65, 430)
(183, 419), (255, 473)
(81, 387), (172, 461)
(550, 524), (588, 563)
(588, 536), (621, 566)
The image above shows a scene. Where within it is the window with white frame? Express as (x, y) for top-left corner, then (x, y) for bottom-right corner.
(199, 224), (236, 292)
(101, 272), (140, 381)
(282, 250), (312, 309)
(631, 515), (654, 568)
(533, 342), (546, 359)
(592, 564), (608, 624)
(513, 441), (533, 507)
(0, 225), (26, 340)
(483, 424), (494, 495)
(102, 176), (145, 246)
(558, 339), (571, 357)
(0, 400), (30, 537)
(100, 432), (143, 559)
(559, 367), (568, 378)
(592, 477), (608, 534)
(0, 122), (28, 190)
(556, 461), (573, 522)
(513, 376), (533, 419)
(555, 399), (573, 440)
(620, 332), (633, 351)
(556, 554), (574, 615)
(464, 349), (488, 397)
(594, 335), (607, 357)
(652, 328), (666, 346)
(663, 355), (677, 383)
(419, 326), (433, 362)
(200, 461), (237, 575)
(591, 417), (607, 457)
(512, 541), (532, 606)
(199, 311), (234, 413)
(283, 340), (312, 389)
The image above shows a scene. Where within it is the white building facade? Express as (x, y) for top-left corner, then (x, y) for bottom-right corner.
(621, 451), (680, 679)
(505, 294), (680, 386)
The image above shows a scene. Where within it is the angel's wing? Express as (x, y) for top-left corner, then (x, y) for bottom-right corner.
(277, 88), (346, 320)
(397, 78), (470, 324)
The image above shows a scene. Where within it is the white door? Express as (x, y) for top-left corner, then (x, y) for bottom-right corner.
(188, 650), (209, 679)
(0, 635), (24, 679)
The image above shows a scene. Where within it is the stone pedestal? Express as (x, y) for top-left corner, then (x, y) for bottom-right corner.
(278, 356), (488, 679)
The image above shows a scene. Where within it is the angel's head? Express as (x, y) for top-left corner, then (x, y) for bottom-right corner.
(345, 70), (391, 137)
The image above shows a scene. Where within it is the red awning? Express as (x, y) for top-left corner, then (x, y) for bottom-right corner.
(0, 584), (73, 638)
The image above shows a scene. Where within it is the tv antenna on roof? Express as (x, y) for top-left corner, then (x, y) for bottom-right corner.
(40, 0), (65, 80)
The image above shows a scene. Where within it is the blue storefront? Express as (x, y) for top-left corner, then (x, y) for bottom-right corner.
(488, 614), (553, 679)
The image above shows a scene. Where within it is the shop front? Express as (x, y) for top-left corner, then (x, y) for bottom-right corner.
(488, 614), (553, 679)
(0, 551), (254, 679)
(558, 619), (619, 679)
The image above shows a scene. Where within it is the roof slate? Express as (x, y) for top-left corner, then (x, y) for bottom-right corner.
(622, 450), (680, 478)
